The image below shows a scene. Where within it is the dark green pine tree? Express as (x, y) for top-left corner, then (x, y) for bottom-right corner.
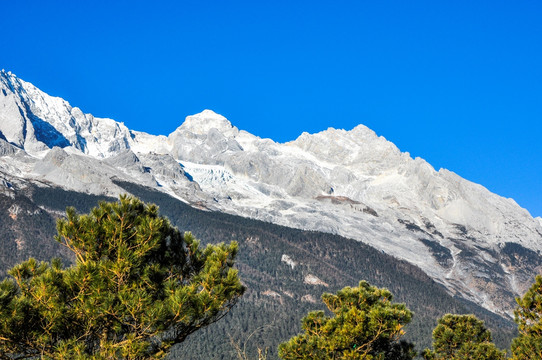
(422, 314), (505, 360)
(0, 195), (245, 359)
(511, 275), (542, 359)
(278, 280), (415, 360)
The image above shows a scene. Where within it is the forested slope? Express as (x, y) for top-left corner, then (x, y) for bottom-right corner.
(0, 181), (516, 359)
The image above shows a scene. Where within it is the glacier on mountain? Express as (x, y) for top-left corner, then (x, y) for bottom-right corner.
(1, 69), (541, 317)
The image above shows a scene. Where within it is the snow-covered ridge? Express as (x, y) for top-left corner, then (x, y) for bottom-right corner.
(0, 69), (170, 158)
(1, 70), (541, 317)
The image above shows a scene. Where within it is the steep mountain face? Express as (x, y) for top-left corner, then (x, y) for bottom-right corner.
(1, 69), (541, 318)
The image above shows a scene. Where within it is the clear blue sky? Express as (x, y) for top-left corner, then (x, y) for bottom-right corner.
(2, 1), (541, 217)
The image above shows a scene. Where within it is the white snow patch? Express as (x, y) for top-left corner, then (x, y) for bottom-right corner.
(281, 254), (297, 269)
(262, 290), (281, 299)
(301, 294), (318, 303)
(304, 274), (329, 287)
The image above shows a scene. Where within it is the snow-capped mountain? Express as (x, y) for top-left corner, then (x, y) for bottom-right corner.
(1, 69), (541, 317)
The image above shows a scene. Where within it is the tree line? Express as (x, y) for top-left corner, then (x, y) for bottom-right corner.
(0, 196), (539, 359)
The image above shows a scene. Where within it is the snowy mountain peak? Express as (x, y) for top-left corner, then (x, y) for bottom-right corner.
(0, 70), (20, 96)
(2, 71), (542, 318)
(176, 109), (239, 138)
(0, 71), (137, 158)
(0, 69), (13, 80)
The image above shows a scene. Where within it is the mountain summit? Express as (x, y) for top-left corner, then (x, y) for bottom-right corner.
(177, 109), (239, 137)
(1, 70), (541, 317)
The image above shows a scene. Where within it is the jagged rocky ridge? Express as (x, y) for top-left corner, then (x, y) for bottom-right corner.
(1, 69), (541, 317)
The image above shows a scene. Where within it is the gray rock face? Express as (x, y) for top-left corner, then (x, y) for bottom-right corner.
(0, 138), (20, 157)
(32, 147), (125, 195)
(1, 70), (541, 318)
